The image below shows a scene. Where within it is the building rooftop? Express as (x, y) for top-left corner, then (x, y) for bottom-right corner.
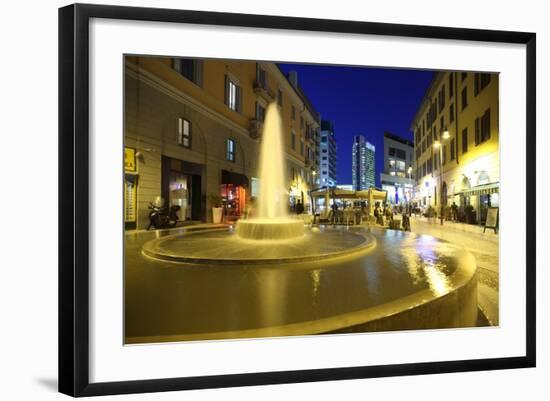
(384, 131), (414, 148)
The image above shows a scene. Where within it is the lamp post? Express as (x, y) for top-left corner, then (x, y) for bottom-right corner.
(433, 129), (450, 225)
(407, 164), (412, 216)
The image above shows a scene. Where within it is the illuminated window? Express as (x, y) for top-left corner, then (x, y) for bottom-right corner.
(225, 76), (241, 112)
(177, 117), (191, 148)
(226, 138), (236, 162)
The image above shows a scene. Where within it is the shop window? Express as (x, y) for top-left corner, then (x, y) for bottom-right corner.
(177, 117), (191, 148)
(226, 138), (236, 162)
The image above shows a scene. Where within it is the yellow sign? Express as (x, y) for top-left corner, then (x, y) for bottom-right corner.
(125, 147), (137, 173)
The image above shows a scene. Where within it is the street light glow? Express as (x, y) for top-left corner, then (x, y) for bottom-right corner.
(442, 130), (450, 140)
(433, 140), (441, 148)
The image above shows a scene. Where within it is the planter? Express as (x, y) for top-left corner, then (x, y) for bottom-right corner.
(212, 207), (223, 224)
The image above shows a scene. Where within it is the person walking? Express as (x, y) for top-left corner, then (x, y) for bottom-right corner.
(451, 201), (458, 222)
(295, 199), (304, 215)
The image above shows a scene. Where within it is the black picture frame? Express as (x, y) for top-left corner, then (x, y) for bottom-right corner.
(59, 3), (536, 397)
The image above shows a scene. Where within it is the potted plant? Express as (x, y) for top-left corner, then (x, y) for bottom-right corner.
(209, 194), (224, 224)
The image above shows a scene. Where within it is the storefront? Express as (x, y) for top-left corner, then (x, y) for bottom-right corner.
(162, 156), (205, 222)
(456, 182), (499, 224)
(220, 170), (249, 221)
(124, 147), (138, 230)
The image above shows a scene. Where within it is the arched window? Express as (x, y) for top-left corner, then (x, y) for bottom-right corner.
(477, 171), (490, 185)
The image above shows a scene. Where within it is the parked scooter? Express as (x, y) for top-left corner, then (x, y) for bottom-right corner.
(147, 202), (180, 230)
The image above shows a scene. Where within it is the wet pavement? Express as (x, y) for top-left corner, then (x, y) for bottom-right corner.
(409, 216), (499, 325)
(125, 226), (479, 343)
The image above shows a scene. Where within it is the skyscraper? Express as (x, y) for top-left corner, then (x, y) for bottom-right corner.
(352, 135), (375, 190)
(319, 120), (337, 187)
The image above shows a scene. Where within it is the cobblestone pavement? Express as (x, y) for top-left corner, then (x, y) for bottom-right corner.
(408, 216), (499, 325)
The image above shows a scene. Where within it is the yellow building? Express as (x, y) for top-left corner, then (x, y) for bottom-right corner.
(411, 71), (499, 223)
(124, 56), (320, 229)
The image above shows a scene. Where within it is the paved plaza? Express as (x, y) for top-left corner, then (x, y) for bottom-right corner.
(409, 216), (499, 325)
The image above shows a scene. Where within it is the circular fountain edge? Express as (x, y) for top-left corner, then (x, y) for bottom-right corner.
(142, 228), (376, 265)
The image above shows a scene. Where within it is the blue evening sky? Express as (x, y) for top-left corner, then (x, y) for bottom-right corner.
(278, 63), (434, 187)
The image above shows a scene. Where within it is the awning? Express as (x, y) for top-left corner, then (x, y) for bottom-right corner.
(459, 182), (499, 197)
(221, 170), (249, 187)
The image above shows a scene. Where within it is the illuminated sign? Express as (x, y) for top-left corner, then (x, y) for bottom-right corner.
(125, 147), (137, 173)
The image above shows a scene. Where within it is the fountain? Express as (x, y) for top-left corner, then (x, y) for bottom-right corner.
(142, 102), (376, 263)
(235, 103), (304, 241)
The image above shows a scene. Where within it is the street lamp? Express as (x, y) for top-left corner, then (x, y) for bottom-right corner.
(407, 164), (413, 216)
(433, 129), (450, 225)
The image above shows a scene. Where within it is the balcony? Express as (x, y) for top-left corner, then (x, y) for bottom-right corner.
(253, 80), (276, 101)
(249, 119), (263, 139)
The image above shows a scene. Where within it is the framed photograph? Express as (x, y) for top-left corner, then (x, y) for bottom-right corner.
(59, 3), (536, 397)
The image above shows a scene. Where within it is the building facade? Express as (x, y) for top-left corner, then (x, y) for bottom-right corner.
(411, 71), (499, 223)
(124, 56), (320, 229)
(319, 120), (337, 187)
(352, 135), (375, 190)
(380, 132), (415, 205)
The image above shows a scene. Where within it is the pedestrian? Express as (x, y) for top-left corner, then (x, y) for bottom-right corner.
(296, 199), (304, 215)
(374, 202), (384, 225)
(384, 203), (393, 226)
(451, 201), (458, 222)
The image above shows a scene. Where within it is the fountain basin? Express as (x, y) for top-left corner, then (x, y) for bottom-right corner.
(236, 218), (305, 240)
(127, 228), (480, 344)
(142, 226), (375, 264)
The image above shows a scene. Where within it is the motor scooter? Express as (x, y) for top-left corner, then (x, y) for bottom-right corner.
(147, 203), (180, 230)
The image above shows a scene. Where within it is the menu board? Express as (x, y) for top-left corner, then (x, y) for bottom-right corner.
(484, 207), (498, 232)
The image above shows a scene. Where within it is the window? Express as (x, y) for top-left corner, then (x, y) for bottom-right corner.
(461, 87), (468, 110)
(440, 116), (444, 133)
(225, 76), (241, 112)
(256, 102), (266, 122)
(450, 138), (455, 161)
(462, 128), (468, 153)
(442, 145), (447, 165)
(480, 108), (491, 143)
(278, 89), (283, 106)
(257, 66), (267, 89)
(226, 138), (235, 161)
(474, 73), (491, 96)
(291, 131), (296, 150)
(449, 73), (454, 98)
(300, 141), (304, 156)
(291, 106), (296, 120)
(461, 72), (467, 81)
(449, 104), (454, 123)
(300, 116), (304, 130)
(172, 58), (202, 85)
(475, 109), (491, 145)
(438, 85), (445, 113)
(177, 117), (191, 148)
